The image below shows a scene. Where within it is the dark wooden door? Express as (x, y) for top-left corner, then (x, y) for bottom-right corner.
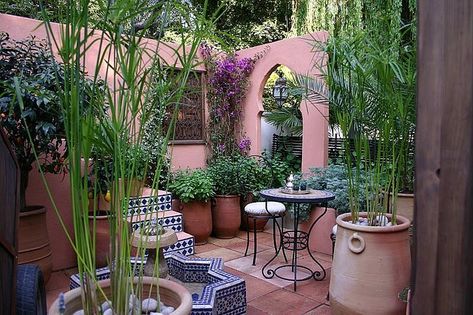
(0, 128), (19, 315)
(413, 0), (473, 314)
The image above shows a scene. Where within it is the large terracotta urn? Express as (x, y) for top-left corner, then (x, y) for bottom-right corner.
(88, 210), (111, 268)
(330, 212), (411, 315)
(180, 200), (212, 245)
(392, 192), (414, 223)
(212, 195), (241, 238)
(48, 277), (192, 315)
(18, 206), (52, 284)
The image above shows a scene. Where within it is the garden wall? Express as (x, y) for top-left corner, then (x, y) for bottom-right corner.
(0, 13), (207, 270)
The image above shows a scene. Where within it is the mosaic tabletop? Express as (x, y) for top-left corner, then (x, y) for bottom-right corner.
(260, 188), (335, 203)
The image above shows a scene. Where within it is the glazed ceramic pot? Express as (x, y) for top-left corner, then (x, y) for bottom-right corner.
(212, 195), (241, 238)
(18, 206), (52, 284)
(330, 212), (411, 315)
(180, 200), (212, 245)
(48, 277), (192, 315)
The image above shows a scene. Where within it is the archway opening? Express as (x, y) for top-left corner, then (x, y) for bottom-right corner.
(259, 65), (303, 174)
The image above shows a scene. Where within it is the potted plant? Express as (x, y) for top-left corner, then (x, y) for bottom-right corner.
(208, 156), (243, 238)
(315, 30), (415, 314)
(168, 169), (214, 244)
(0, 33), (71, 283)
(19, 0), (216, 313)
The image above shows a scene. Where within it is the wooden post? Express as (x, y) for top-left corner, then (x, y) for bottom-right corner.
(413, 0), (473, 314)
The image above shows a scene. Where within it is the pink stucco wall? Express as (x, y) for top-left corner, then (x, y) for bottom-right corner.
(0, 13), (206, 269)
(1, 13), (329, 270)
(236, 32), (329, 172)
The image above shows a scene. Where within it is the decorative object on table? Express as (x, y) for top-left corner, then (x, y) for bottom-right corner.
(259, 188), (335, 291)
(285, 172), (294, 191)
(168, 169), (214, 245)
(208, 156), (242, 238)
(131, 218), (178, 278)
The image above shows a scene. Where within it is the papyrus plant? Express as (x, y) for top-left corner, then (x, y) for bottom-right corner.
(19, 0), (217, 313)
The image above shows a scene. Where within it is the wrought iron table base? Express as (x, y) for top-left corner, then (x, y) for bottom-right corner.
(262, 203), (328, 291)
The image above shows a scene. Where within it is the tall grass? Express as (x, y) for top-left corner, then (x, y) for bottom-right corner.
(28, 0), (218, 313)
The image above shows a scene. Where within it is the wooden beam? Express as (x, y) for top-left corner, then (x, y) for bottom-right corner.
(413, 0), (473, 314)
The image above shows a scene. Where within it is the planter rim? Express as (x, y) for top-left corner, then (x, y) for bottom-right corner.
(19, 205), (45, 216)
(88, 210), (112, 218)
(180, 199), (211, 205)
(336, 212), (411, 233)
(214, 194), (240, 198)
(48, 277), (192, 314)
(390, 191), (414, 198)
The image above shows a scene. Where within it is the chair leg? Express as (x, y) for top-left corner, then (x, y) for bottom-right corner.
(272, 216), (277, 253)
(244, 213), (250, 257)
(252, 217), (257, 266)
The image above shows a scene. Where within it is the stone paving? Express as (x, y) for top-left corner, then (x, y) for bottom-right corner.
(46, 230), (332, 314)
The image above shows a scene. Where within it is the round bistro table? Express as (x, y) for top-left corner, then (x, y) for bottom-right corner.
(259, 188), (335, 291)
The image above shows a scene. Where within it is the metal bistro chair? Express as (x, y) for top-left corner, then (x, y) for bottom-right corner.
(242, 155), (288, 266)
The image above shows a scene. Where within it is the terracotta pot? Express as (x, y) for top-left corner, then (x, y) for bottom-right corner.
(172, 198), (181, 212)
(240, 193), (269, 232)
(18, 205), (52, 284)
(180, 200), (212, 245)
(212, 195), (241, 238)
(330, 212), (411, 315)
(299, 206), (336, 255)
(88, 210), (111, 268)
(48, 277), (192, 315)
(390, 192), (414, 223)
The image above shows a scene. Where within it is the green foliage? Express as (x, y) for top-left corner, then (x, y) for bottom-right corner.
(238, 156), (273, 197)
(207, 156), (242, 195)
(322, 28), (416, 224)
(192, 0), (292, 48)
(0, 32), (101, 209)
(168, 169), (214, 203)
(305, 165), (366, 214)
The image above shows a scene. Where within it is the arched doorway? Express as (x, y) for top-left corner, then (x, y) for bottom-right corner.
(236, 31), (329, 172)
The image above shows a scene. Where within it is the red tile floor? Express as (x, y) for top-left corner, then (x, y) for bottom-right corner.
(46, 230), (332, 314)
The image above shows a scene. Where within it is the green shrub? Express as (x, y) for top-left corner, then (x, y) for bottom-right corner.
(305, 164), (367, 214)
(168, 169), (214, 203)
(208, 156), (242, 195)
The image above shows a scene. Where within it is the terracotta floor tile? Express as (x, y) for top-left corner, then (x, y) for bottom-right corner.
(225, 267), (280, 302)
(304, 304), (332, 315)
(249, 288), (321, 315)
(225, 254), (270, 274)
(208, 236), (244, 247)
(193, 243), (221, 254)
(195, 247), (242, 262)
(46, 271), (70, 291)
(296, 254), (332, 270)
(247, 304), (270, 315)
(283, 269), (331, 304)
(226, 239), (272, 255)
